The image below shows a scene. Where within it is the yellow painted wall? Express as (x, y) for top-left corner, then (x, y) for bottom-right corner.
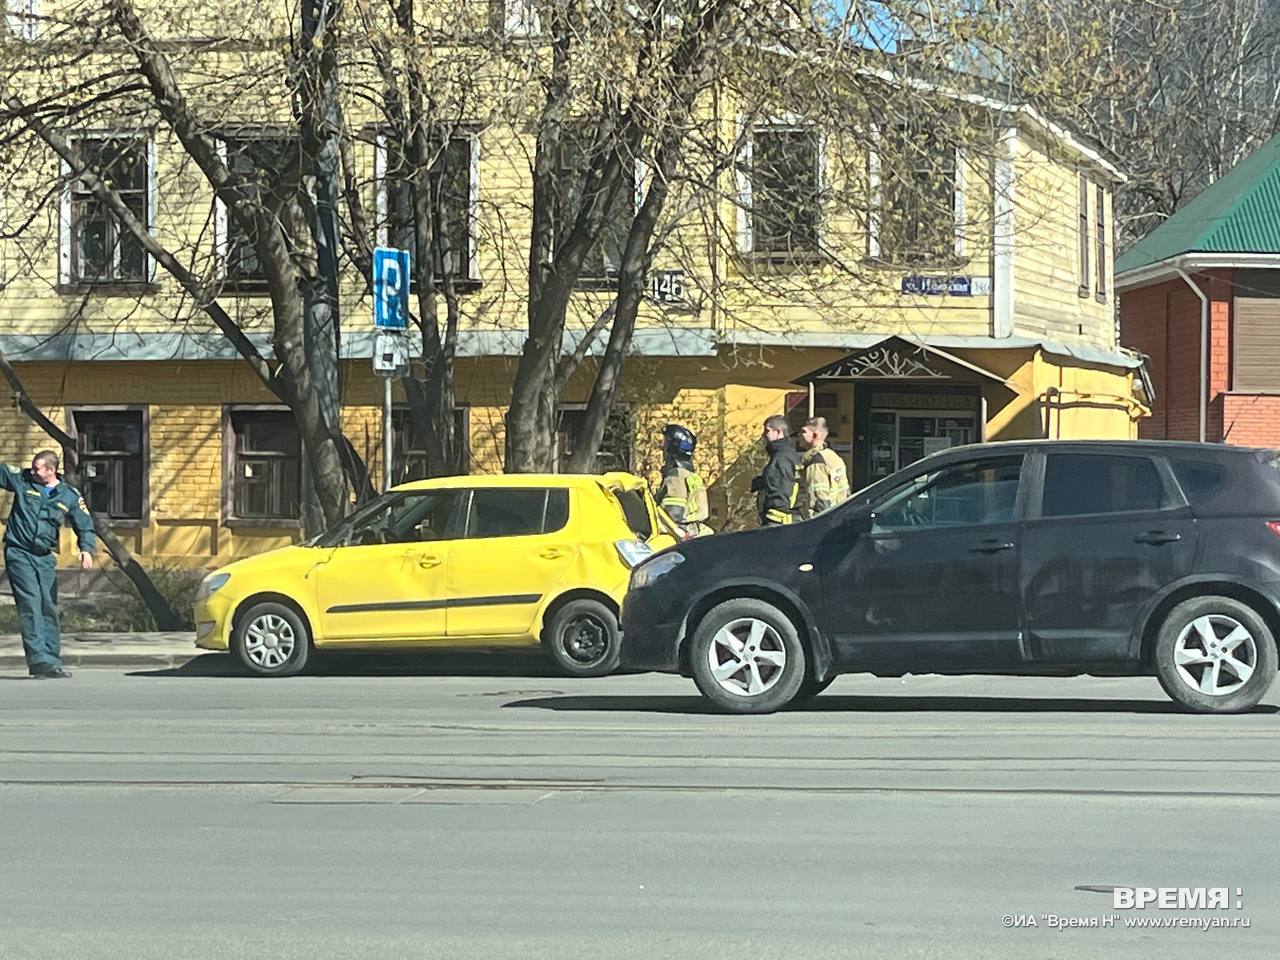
(1012, 131), (1116, 347)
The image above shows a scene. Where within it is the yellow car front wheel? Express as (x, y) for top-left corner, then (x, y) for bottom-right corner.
(543, 599), (621, 678)
(232, 601), (312, 678)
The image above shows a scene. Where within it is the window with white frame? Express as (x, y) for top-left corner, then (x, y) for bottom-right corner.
(6, 0), (38, 40)
(875, 123), (957, 264)
(1095, 182), (1106, 301)
(490, 0), (540, 35)
(1078, 172), (1090, 295)
(554, 125), (638, 284)
(745, 124), (822, 257)
(65, 137), (151, 284)
(381, 134), (478, 282)
(219, 135), (301, 286)
(390, 406), (470, 481)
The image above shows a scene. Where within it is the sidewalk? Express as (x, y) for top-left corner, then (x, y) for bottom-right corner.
(0, 631), (200, 672)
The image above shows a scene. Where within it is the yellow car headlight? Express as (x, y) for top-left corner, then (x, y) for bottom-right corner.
(197, 572), (231, 601)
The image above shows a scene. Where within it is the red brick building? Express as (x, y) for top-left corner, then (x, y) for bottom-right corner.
(1117, 134), (1280, 447)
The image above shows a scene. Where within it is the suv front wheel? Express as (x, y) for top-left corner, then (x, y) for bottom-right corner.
(689, 598), (806, 714)
(1154, 596), (1277, 713)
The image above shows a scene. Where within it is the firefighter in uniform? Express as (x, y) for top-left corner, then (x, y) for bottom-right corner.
(796, 416), (851, 519)
(751, 415), (800, 526)
(655, 424), (713, 538)
(2, 450), (96, 678)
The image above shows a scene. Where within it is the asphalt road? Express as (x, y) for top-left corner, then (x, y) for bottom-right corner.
(1, 653), (1278, 959)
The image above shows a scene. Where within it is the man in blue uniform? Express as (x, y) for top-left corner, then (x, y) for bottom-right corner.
(2, 450), (96, 678)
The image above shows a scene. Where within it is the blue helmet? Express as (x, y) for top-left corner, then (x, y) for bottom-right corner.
(663, 423), (697, 459)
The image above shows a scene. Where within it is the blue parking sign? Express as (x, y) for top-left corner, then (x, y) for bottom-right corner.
(373, 246), (411, 329)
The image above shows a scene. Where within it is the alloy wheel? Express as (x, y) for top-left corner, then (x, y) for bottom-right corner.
(1173, 614), (1257, 697)
(706, 617), (787, 697)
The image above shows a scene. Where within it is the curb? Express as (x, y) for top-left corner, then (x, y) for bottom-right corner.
(0, 652), (207, 672)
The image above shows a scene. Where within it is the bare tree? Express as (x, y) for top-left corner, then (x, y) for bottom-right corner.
(1014, 0), (1280, 246)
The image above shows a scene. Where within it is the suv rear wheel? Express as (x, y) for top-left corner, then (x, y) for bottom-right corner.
(689, 598), (806, 714)
(1154, 596), (1277, 713)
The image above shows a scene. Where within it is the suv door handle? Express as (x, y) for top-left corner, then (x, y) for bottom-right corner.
(1135, 531), (1182, 545)
(540, 548), (565, 560)
(416, 555), (442, 569)
(970, 539), (1015, 554)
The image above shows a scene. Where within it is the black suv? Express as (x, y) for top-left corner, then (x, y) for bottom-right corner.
(621, 441), (1280, 714)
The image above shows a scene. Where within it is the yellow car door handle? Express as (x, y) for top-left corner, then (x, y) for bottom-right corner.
(417, 555), (442, 569)
(540, 549), (564, 560)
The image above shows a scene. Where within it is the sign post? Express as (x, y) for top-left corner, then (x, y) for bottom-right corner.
(372, 247), (411, 492)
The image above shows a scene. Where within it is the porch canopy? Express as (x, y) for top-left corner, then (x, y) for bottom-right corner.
(791, 335), (1010, 389)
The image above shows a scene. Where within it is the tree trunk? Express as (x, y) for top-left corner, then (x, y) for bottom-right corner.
(299, 0), (352, 531)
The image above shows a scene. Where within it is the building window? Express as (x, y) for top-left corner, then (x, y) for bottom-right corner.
(390, 406), (470, 482)
(6, 0), (38, 39)
(383, 134), (477, 282)
(747, 124), (822, 258)
(877, 124), (956, 264)
(555, 405), (634, 473)
(71, 408), (146, 521)
(220, 136), (301, 286)
(489, 0), (539, 35)
(1078, 173), (1090, 296)
(227, 409), (301, 521)
(554, 125), (636, 283)
(1095, 183), (1106, 301)
(66, 137), (150, 284)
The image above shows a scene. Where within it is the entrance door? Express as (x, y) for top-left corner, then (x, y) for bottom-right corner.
(869, 410), (976, 479)
(815, 453), (1027, 668)
(858, 385), (982, 485)
(313, 489), (467, 642)
(1020, 452), (1198, 662)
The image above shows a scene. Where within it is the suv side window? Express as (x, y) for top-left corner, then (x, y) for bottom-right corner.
(466, 489), (569, 538)
(872, 456), (1023, 532)
(1041, 454), (1170, 517)
(1169, 458), (1231, 505)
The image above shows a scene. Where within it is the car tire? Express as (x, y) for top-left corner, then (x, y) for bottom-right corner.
(232, 601), (311, 678)
(791, 674), (837, 705)
(543, 599), (621, 678)
(689, 598), (807, 714)
(1154, 596), (1277, 714)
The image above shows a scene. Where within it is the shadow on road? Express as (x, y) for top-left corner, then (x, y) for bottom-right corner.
(128, 651), (566, 679)
(504, 693), (1280, 715)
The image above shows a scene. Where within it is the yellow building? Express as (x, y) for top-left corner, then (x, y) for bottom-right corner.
(0, 8), (1144, 566)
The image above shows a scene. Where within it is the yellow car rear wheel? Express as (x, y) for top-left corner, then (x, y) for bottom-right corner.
(543, 599), (621, 678)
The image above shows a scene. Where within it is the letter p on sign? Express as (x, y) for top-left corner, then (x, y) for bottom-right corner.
(373, 246), (411, 330)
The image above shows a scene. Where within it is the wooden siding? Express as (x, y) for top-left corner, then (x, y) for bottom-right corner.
(1011, 131), (1116, 347)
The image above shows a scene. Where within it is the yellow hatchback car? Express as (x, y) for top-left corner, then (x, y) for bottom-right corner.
(194, 473), (677, 678)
